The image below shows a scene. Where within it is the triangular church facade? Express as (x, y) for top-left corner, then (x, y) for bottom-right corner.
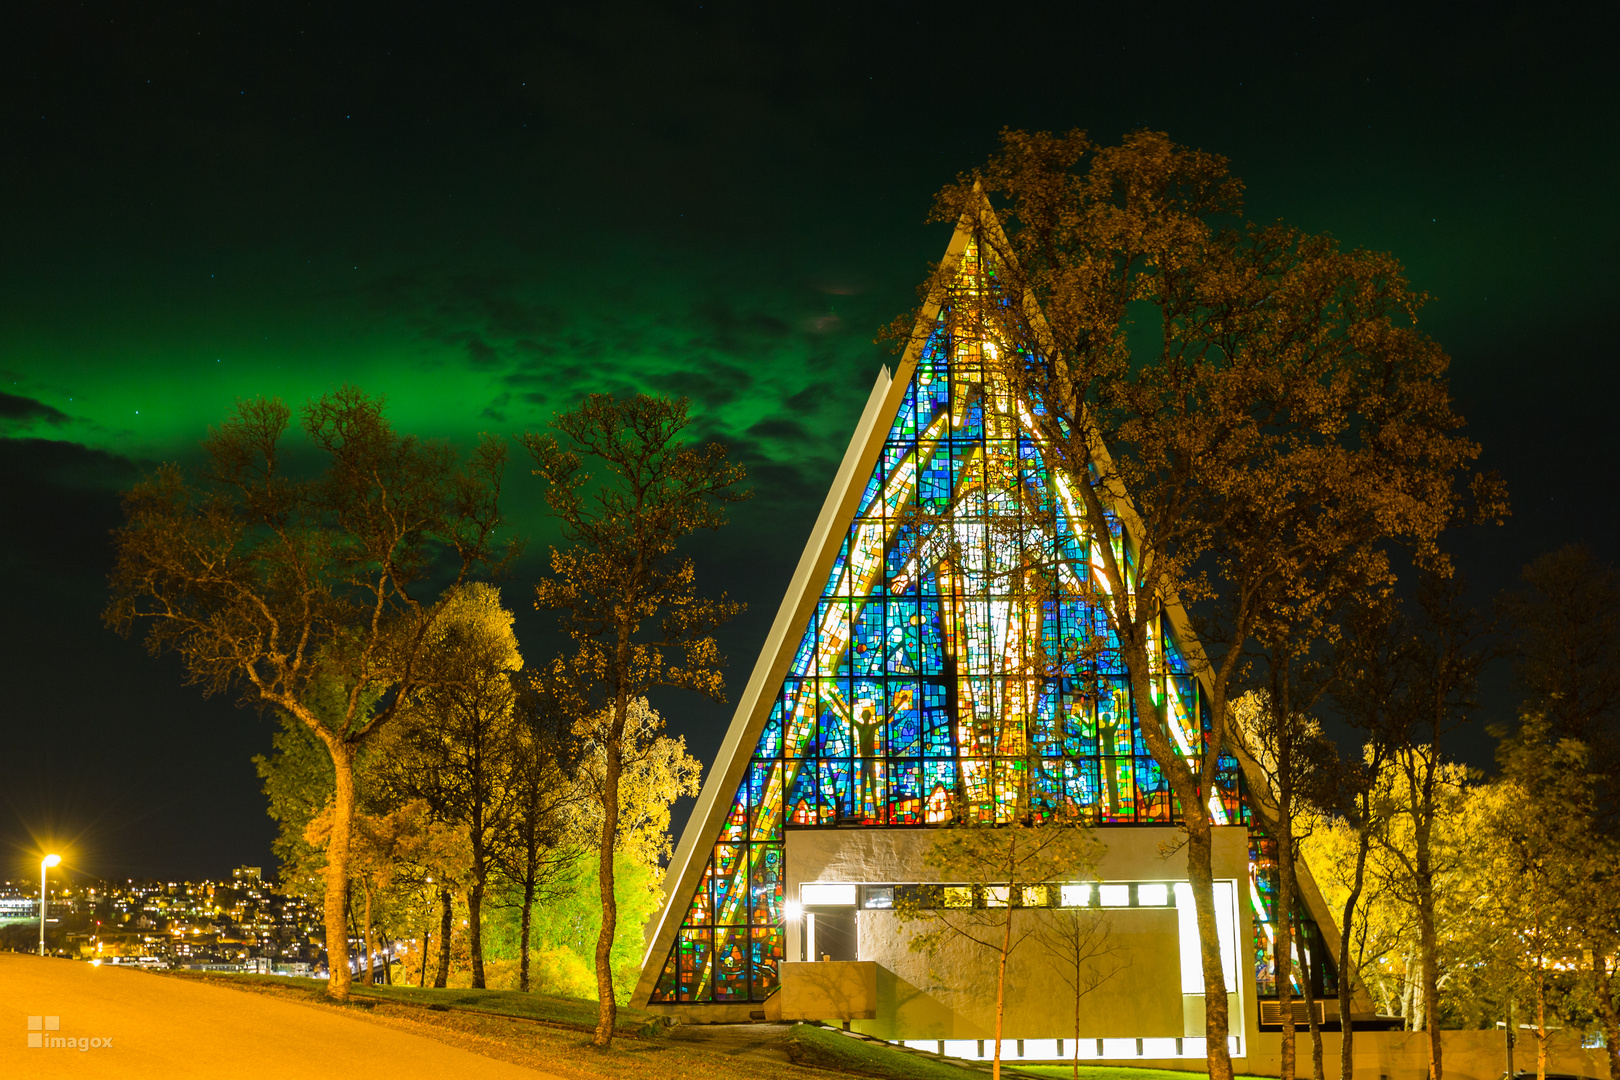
(633, 204), (1359, 1061)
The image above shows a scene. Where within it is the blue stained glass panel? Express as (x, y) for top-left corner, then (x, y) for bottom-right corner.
(817, 759), (854, 821)
(887, 681), (921, 755)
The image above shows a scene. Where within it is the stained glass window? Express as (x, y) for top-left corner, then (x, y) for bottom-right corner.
(652, 240), (1252, 1005)
(1247, 830), (1337, 1000)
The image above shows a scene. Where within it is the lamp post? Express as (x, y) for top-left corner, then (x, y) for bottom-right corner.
(39, 854), (61, 956)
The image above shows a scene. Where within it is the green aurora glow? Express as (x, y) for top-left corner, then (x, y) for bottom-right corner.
(2, 0), (1616, 878)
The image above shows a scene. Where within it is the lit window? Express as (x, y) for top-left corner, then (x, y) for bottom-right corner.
(863, 887), (894, 909)
(984, 886), (1010, 907)
(1138, 883), (1169, 906)
(801, 882), (857, 906)
(1060, 884), (1091, 907)
(1098, 884), (1130, 907)
(944, 886), (973, 908)
(1020, 885), (1051, 907)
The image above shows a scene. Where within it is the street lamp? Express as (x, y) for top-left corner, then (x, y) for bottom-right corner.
(39, 854), (61, 957)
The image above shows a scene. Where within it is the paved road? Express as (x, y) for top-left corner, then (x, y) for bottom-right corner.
(0, 954), (559, 1079)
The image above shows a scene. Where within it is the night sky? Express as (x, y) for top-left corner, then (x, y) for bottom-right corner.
(3, 1), (1615, 883)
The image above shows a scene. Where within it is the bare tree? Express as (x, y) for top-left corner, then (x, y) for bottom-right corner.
(1239, 687), (1342, 1080)
(895, 819), (1102, 1080)
(1038, 905), (1126, 1080)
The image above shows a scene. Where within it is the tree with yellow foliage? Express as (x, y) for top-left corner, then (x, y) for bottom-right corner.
(572, 696), (700, 874)
(370, 583), (528, 989)
(523, 393), (745, 1046)
(1498, 545), (1620, 1079)
(305, 796), (467, 986)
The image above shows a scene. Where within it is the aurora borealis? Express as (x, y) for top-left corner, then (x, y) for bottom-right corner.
(2, 1), (1616, 879)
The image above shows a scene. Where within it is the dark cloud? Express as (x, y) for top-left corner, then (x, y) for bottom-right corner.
(783, 384), (827, 413)
(693, 303), (793, 351)
(0, 392), (70, 427)
(746, 416), (814, 444)
(480, 391), (511, 423)
(464, 334), (501, 370)
(645, 359), (757, 409)
(746, 460), (827, 509)
(0, 438), (140, 577)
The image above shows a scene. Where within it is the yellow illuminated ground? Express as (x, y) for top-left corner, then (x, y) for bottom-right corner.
(3, 954), (1245, 1080)
(0, 954), (559, 1079)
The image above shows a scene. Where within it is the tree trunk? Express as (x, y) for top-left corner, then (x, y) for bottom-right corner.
(1402, 954), (1417, 1031)
(1339, 826), (1372, 1080)
(345, 880), (359, 972)
(323, 741), (357, 1000)
(1417, 839), (1442, 1080)
(419, 925), (430, 987)
(469, 869), (486, 990)
(1186, 815), (1235, 1080)
(1278, 826), (1298, 1080)
(362, 880), (375, 987)
(1590, 955), (1620, 1080)
(1535, 956), (1549, 1080)
(1278, 814), (1325, 1080)
(1273, 691), (1299, 1080)
(520, 869), (537, 993)
(592, 709), (625, 1048)
(1073, 922), (1083, 1080)
(1506, 998), (1516, 1079)
(469, 757), (488, 991)
(1300, 924), (1325, 1080)
(993, 906), (1013, 1080)
(434, 888), (453, 988)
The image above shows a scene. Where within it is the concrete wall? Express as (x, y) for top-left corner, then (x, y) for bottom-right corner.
(785, 824), (1254, 1043)
(778, 961), (878, 1020)
(784, 824), (1251, 892)
(850, 906), (1182, 1040)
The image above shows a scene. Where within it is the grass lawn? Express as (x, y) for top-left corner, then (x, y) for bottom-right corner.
(156, 972), (1274, 1080)
(783, 1023), (990, 1080)
(1016, 1068), (1272, 1080)
(775, 1025), (1275, 1080)
(350, 980), (656, 1032)
(161, 971), (656, 1033)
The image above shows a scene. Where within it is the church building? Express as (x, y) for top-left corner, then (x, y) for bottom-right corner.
(631, 201), (1361, 1067)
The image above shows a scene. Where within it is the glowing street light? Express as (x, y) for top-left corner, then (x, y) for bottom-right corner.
(39, 854), (61, 956)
